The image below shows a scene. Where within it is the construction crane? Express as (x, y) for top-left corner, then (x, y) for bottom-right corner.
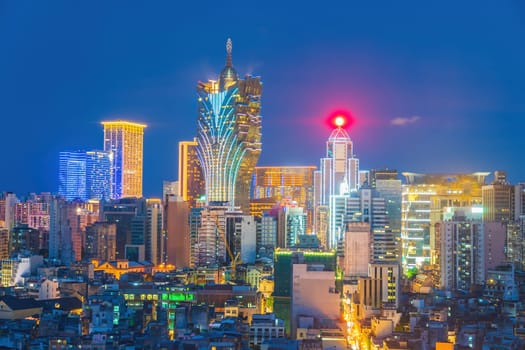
(215, 216), (242, 281)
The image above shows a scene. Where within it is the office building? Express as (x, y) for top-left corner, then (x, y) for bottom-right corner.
(482, 171), (513, 223)
(401, 172), (488, 272)
(506, 219), (525, 270)
(273, 249), (336, 334)
(367, 262), (401, 309)
(438, 213), (485, 291)
(372, 169), (402, 262)
(164, 194), (191, 268)
(277, 204), (307, 249)
(194, 205), (228, 267)
(59, 150), (111, 201)
(85, 222), (117, 262)
(85, 150), (112, 200)
(252, 166), (316, 232)
(102, 120), (146, 199)
(100, 197), (147, 259)
(195, 39), (262, 213)
(59, 151), (87, 201)
(314, 118), (359, 249)
(178, 139), (205, 208)
(514, 182), (525, 219)
(290, 264), (340, 338)
(344, 222), (371, 277)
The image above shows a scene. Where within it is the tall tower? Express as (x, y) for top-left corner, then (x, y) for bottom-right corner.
(178, 138), (205, 207)
(102, 121), (147, 199)
(314, 116), (359, 248)
(195, 39), (262, 213)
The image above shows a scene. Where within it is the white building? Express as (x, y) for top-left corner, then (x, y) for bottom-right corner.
(344, 222), (371, 277)
(439, 214), (484, 291)
(249, 313), (285, 347)
(1, 254), (44, 287)
(38, 279), (60, 300)
(314, 123), (359, 249)
(290, 264), (339, 339)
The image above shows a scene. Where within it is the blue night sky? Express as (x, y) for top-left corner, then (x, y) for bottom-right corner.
(1, 1), (524, 197)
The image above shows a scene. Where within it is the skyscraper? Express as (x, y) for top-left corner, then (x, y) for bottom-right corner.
(402, 172), (488, 272)
(102, 120), (146, 199)
(251, 166), (316, 232)
(482, 170), (513, 223)
(314, 117), (359, 249)
(178, 138), (205, 207)
(195, 39), (262, 213)
(85, 150), (112, 201)
(59, 150), (111, 201)
(59, 151), (87, 201)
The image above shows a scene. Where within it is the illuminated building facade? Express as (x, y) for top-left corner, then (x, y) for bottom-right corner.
(402, 172), (488, 272)
(252, 166), (316, 232)
(59, 151), (87, 201)
(102, 120), (146, 199)
(59, 150), (111, 201)
(178, 139), (205, 207)
(482, 171), (513, 223)
(438, 213), (484, 291)
(314, 119), (359, 249)
(85, 150), (112, 200)
(196, 39), (262, 213)
(194, 205), (227, 267)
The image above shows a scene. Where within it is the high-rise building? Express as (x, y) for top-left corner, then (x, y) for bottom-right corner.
(85, 150), (112, 201)
(101, 197), (147, 259)
(164, 194), (191, 268)
(438, 213), (485, 291)
(102, 120), (146, 199)
(146, 198), (163, 265)
(252, 166), (316, 232)
(163, 180), (178, 198)
(59, 151), (87, 201)
(482, 171), (513, 223)
(314, 119), (359, 249)
(59, 150), (111, 201)
(276, 204), (307, 249)
(273, 249), (337, 334)
(344, 222), (371, 277)
(195, 39), (262, 214)
(372, 170), (402, 263)
(178, 139), (205, 208)
(85, 222), (117, 262)
(514, 182), (525, 220)
(401, 172), (488, 272)
(367, 262), (401, 309)
(290, 264), (340, 338)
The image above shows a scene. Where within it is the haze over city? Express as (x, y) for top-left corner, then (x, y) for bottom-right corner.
(1, 1), (524, 196)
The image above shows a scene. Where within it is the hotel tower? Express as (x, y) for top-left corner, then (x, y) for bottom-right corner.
(102, 120), (147, 199)
(195, 39), (262, 213)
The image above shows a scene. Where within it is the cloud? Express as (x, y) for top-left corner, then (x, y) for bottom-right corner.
(390, 116), (421, 126)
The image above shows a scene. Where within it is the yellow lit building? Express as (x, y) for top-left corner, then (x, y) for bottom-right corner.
(102, 120), (146, 199)
(91, 259), (148, 279)
(402, 172), (488, 274)
(252, 166), (316, 232)
(178, 138), (205, 207)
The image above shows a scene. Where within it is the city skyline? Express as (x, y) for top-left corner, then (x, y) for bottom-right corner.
(1, 1), (524, 197)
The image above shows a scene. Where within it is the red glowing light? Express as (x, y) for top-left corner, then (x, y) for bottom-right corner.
(325, 110), (354, 130)
(334, 115), (346, 127)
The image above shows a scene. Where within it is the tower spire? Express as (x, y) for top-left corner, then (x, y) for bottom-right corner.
(226, 38), (233, 67)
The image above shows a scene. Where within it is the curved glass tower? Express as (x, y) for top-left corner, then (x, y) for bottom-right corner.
(196, 39), (262, 213)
